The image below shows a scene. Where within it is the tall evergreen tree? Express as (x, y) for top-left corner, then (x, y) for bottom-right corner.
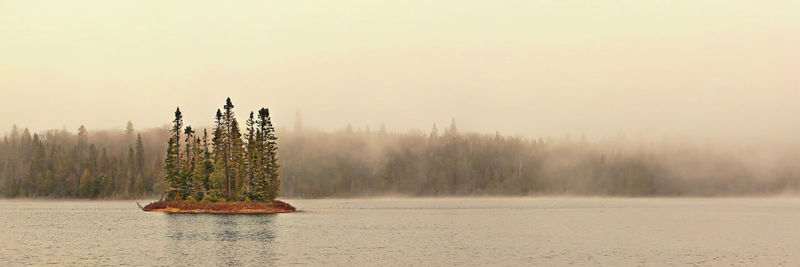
(228, 107), (246, 200)
(135, 134), (145, 175)
(186, 133), (205, 201)
(183, 126), (205, 201)
(164, 107), (183, 200)
(77, 125), (88, 150)
(79, 144), (98, 198)
(98, 147), (111, 198)
(222, 100), (234, 199)
(29, 134), (49, 196)
(253, 108), (280, 201)
(220, 98), (246, 200)
(184, 126), (195, 172)
(208, 109), (226, 201)
(127, 146), (136, 196)
(201, 129), (212, 190)
(245, 111), (257, 195)
(125, 121), (134, 142)
(445, 118), (458, 137)
(134, 134), (146, 194)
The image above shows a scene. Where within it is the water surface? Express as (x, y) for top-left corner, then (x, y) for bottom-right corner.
(1, 198), (799, 266)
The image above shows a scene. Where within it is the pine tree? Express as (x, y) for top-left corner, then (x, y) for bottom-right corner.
(265, 110), (280, 201)
(220, 97), (246, 200)
(202, 129), (210, 155)
(251, 109), (268, 201)
(127, 146), (135, 196)
(207, 109), (225, 201)
(245, 111), (257, 195)
(77, 125), (88, 152)
(135, 134), (145, 175)
(229, 110), (246, 200)
(17, 129), (32, 196)
(201, 129), (213, 191)
(87, 144), (98, 198)
(445, 118), (458, 137)
(5, 158), (19, 197)
(222, 100), (234, 199)
(134, 134), (146, 195)
(49, 145), (69, 197)
(188, 135), (206, 201)
(184, 126), (195, 173)
(98, 148), (114, 198)
(178, 126), (206, 201)
(125, 121), (134, 142)
(29, 134), (49, 196)
(253, 108), (280, 201)
(164, 107), (183, 200)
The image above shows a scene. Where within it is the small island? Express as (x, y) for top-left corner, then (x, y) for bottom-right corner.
(143, 200), (295, 214)
(143, 97), (295, 214)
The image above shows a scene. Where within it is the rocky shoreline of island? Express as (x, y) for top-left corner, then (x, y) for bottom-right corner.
(141, 200), (296, 214)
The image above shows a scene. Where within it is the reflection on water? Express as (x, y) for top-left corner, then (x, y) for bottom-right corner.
(166, 214), (277, 266)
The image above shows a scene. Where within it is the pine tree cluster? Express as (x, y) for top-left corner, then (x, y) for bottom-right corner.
(163, 98), (280, 202)
(0, 124), (152, 198)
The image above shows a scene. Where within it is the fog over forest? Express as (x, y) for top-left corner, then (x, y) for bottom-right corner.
(2, 115), (799, 198)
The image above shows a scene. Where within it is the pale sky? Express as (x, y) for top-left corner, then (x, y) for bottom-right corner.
(1, 0), (798, 142)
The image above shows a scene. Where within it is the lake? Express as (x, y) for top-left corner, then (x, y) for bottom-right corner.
(1, 198), (799, 266)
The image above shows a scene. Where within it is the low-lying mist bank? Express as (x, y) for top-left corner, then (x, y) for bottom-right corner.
(279, 125), (800, 198)
(2, 122), (799, 198)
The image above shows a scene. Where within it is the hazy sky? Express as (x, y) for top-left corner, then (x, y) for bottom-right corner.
(1, 0), (798, 141)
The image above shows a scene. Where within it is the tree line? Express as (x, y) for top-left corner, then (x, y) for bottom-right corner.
(279, 120), (800, 197)
(162, 98), (280, 202)
(0, 122), (162, 198)
(2, 116), (800, 199)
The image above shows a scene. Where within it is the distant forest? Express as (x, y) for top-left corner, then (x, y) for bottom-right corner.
(2, 117), (800, 199)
